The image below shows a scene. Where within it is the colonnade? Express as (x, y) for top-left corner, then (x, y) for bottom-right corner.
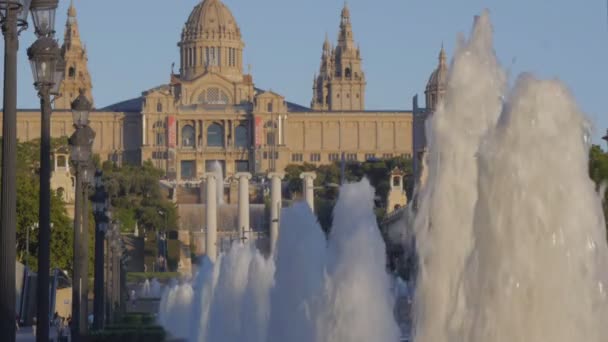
(202, 171), (318, 260)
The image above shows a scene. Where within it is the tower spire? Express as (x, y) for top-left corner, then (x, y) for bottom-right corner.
(54, 0), (94, 110)
(439, 43), (447, 67)
(68, 0), (76, 19)
(312, 4), (365, 111)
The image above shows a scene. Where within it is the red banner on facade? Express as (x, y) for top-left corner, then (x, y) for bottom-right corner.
(255, 116), (263, 147)
(168, 116), (177, 148)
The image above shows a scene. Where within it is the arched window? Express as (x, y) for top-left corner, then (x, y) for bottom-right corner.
(267, 102), (273, 112)
(345, 68), (352, 78)
(57, 155), (67, 168)
(157, 102), (163, 112)
(235, 124), (248, 148)
(68, 67), (75, 78)
(207, 123), (224, 147)
(393, 176), (401, 187)
(181, 125), (195, 147)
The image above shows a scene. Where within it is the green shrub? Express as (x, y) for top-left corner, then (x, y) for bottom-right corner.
(88, 324), (166, 342)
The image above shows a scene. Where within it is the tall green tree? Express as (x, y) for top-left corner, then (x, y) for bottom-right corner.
(0, 138), (74, 273)
(100, 160), (178, 234)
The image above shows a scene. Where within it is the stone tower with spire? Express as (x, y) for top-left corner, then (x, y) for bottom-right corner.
(54, 0), (93, 110)
(312, 3), (366, 111)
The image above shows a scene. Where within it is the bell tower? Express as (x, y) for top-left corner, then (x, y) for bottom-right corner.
(311, 3), (366, 111)
(54, 0), (93, 110)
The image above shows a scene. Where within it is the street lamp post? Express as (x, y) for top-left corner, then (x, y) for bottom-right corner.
(68, 90), (95, 341)
(26, 2), (60, 341)
(104, 222), (123, 323)
(602, 129), (607, 150)
(0, 1), (29, 339)
(91, 170), (109, 330)
(158, 210), (168, 272)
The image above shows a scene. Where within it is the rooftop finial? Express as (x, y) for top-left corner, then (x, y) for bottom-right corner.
(341, 1), (350, 18)
(439, 43), (447, 66)
(68, 0), (77, 18)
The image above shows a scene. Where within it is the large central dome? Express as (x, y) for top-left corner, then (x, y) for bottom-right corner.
(179, 0), (245, 82)
(182, 0), (241, 41)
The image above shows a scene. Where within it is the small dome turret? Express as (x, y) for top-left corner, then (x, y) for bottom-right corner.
(425, 45), (448, 112)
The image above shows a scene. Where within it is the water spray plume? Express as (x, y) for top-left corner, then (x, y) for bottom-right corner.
(159, 180), (400, 342)
(414, 9), (608, 342)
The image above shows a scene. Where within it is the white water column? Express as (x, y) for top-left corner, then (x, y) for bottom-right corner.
(203, 173), (218, 262)
(268, 172), (284, 254)
(236, 172), (252, 242)
(300, 172), (317, 212)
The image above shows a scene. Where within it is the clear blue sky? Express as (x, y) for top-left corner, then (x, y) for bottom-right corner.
(2, 0), (607, 143)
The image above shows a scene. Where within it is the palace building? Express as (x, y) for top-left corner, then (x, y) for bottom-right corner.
(2, 0), (446, 182)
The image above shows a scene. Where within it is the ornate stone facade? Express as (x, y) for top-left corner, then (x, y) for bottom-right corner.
(2, 0), (448, 182)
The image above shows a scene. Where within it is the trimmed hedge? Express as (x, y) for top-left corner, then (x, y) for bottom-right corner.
(88, 328), (166, 342)
(88, 313), (165, 342)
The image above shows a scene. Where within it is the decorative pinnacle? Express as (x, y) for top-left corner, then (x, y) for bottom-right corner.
(341, 1), (350, 18)
(439, 44), (447, 67)
(68, 0), (77, 17)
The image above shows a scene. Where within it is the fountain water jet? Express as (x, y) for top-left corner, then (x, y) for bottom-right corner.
(139, 278), (163, 299)
(159, 180), (400, 342)
(413, 10), (608, 342)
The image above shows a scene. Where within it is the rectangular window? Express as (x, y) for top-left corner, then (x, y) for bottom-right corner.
(364, 153), (376, 160)
(292, 153), (303, 162)
(328, 153), (340, 161)
(310, 153), (321, 162)
(263, 151), (268, 159)
(235, 160), (249, 173)
(152, 151), (167, 160)
(382, 153), (394, 159)
(156, 133), (165, 146)
(346, 153), (358, 161)
(401, 153), (412, 159)
(266, 132), (275, 146)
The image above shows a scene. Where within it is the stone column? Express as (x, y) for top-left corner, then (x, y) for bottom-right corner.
(278, 115), (283, 145)
(300, 172), (317, 212)
(236, 172), (252, 242)
(142, 114), (147, 145)
(203, 173), (218, 263)
(268, 172), (284, 254)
